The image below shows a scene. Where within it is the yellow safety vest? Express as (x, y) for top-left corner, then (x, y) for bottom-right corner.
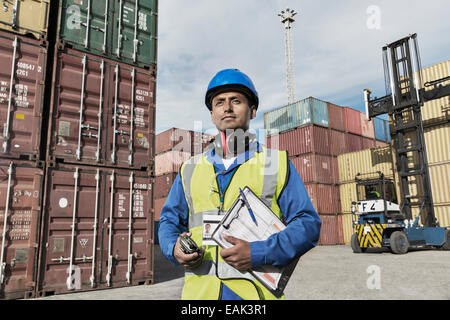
(179, 146), (289, 300)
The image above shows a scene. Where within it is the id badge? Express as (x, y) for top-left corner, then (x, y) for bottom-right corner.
(202, 214), (223, 246)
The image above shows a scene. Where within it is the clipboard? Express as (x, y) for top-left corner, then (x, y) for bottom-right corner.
(210, 186), (300, 298)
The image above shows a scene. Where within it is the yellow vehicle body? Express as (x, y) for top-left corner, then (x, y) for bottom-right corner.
(354, 224), (387, 248)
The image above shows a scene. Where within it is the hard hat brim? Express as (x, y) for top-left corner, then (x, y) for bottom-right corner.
(205, 84), (259, 111)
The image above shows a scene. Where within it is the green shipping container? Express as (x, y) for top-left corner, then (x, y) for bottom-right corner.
(57, 0), (157, 68)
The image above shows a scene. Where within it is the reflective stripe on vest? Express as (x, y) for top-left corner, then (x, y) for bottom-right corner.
(179, 147), (288, 300)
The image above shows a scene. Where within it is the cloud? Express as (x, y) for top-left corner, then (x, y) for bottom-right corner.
(155, 0), (450, 139)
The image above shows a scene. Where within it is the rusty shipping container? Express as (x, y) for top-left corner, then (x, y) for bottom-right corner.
(154, 172), (177, 199)
(46, 47), (156, 170)
(327, 103), (346, 132)
(290, 154), (336, 185)
(155, 128), (213, 156)
(344, 107), (362, 135)
(318, 215), (344, 246)
(360, 112), (375, 138)
(345, 133), (363, 153)
(0, 30), (48, 161)
(305, 184), (340, 214)
(155, 150), (191, 176)
(0, 160), (44, 300)
(266, 125), (330, 156)
(329, 129), (347, 156)
(36, 163), (154, 297)
(0, 0), (50, 40)
(154, 197), (166, 222)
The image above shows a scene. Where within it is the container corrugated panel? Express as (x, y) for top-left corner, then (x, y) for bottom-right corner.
(317, 215), (343, 245)
(374, 117), (387, 142)
(264, 103), (298, 134)
(329, 130), (347, 156)
(341, 213), (354, 245)
(420, 60), (450, 122)
(338, 146), (394, 184)
(0, 160), (44, 300)
(362, 137), (375, 150)
(57, 0), (158, 69)
(0, 0), (49, 40)
(37, 164), (154, 297)
(375, 140), (388, 148)
(327, 103), (345, 132)
(305, 184), (340, 214)
(339, 182), (357, 214)
(424, 123), (450, 164)
(155, 128), (191, 155)
(154, 197), (166, 222)
(47, 48), (156, 170)
(0, 31), (47, 161)
(344, 107), (362, 135)
(360, 112), (375, 138)
(297, 97), (329, 128)
(155, 150), (191, 176)
(154, 172), (177, 199)
(291, 154), (335, 184)
(345, 133), (363, 153)
(434, 205), (450, 227)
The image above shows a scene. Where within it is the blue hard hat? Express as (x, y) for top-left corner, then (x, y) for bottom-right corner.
(205, 69), (259, 110)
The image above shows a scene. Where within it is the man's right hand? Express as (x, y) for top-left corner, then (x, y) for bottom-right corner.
(173, 232), (205, 269)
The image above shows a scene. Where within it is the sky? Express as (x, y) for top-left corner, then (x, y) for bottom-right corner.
(155, 0), (450, 141)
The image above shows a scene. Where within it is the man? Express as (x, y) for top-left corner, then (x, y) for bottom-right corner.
(159, 68), (321, 300)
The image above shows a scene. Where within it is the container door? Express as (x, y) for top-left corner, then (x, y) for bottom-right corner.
(0, 32), (46, 159)
(38, 167), (102, 296)
(0, 0), (50, 40)
(101, 170), (153, 288)
(111, 0), (157, 68)
(50, 50), (106, 164)
(59, 0), (111, 55)
(0, 162), (43, 300)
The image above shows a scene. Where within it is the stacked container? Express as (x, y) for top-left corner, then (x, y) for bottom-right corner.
(265, 97), (390, 245)
(0, 1), (51, 300)
(34, 0), (159, 298)
(0, 0), (158, 299)
(153, 128), (213, 243)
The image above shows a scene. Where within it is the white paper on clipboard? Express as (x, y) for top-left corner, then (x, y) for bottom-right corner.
(211, 186), (294, 295)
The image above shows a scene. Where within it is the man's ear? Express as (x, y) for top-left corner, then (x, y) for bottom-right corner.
(250, 106), (257, 120)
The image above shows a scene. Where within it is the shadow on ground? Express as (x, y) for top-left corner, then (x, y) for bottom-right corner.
(153, 245), (185, 284)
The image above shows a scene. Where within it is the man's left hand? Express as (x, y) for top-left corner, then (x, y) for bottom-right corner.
(220, 235), (252, 271)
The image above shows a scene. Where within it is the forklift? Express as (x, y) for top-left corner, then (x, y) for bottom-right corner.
(351, 33), (450, 254)
(351, 172), (450, 254)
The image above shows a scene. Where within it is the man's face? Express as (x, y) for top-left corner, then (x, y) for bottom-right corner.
(210, 91), (256, 132)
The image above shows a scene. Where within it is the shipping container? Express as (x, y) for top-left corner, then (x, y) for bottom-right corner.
(0, 0), (50, 40)
(345, 133), (363, 153)
(339, 182), (357, 214)
(155, 128), (213, 156)
(362, 137), (375, 150)
(420, 60), (450, 123)
(291, 154), (335, 185)
(341, 213), (354, 245)
(36, 163), (154, 297)
(154, 172), (177, 199)
(266, 125), (330, 156)
(0, 30), (47, 161)
(154, 197), (166, 221)
(317, 215), (344, 246)
(329, 129), (347, 156)
(360, 112), (375, 138)
(155, 150), (191, 176)
(424, 123), (450, 164)
(344, 107), (362, 135)
(57, 0), (158, 69)
(373, 117), (387, 142)
(338, 146), (394, 184)
(327, 103), (345, 132)
(297, 97), (329, 128)
(305, 184), (340, 214)
(0, 160), (44, 300)
(46, 47), (156, 170)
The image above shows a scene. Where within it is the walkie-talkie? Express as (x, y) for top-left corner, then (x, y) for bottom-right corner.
(179, 234), (200, 254)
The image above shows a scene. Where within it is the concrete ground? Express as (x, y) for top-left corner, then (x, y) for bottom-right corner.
(31, 245), (450, 300)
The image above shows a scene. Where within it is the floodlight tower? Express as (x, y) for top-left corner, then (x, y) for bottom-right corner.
(278, 8), (297, 104)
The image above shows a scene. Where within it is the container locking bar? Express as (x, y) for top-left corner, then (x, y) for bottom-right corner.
(3, 37), (18, 153)
(66, 168), (79, 290)
(132, 0), (139, 62)
(128, 68), (136, 165)
(116, 0), (123, 58)
(76, 56), (87, 161)
(0, 163), (13, 287)
(126, 172), (134, 284)
(102, 0), (109, 53)
(106, 171), (115, 286)
(111, 65), (119, 163)
(96, 61), (105, 162)
(90, 169), (100, 287)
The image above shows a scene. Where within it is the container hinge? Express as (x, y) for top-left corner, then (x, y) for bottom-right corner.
(126, 172), (134, 284)
(106, 171), (115, 286)
(66, 168), (79, 290)
(3, 37), (18, 153)
(0, 162), (13, 287)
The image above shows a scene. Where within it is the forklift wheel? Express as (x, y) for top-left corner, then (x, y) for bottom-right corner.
(351, 233), (366, 253)
(390, 231), (409, 254)
(441, 229), (450, 250)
